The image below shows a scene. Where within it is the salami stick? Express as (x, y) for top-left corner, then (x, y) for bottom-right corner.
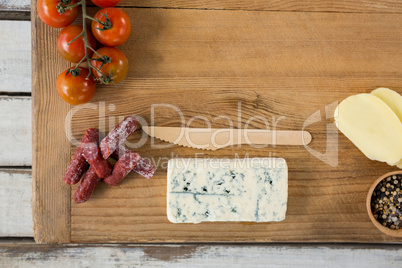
(111, 146), (155, 179)
(100, 116), (138, 159)
(74, 167), (101, 204)
(133, 157), (156, 179)
(63, 128), (99, 185)
(104, 152), (140, 186)
(82, 142), (113, 178)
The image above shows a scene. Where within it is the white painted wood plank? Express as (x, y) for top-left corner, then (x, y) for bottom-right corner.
(0, 0), (30, 11)
(0, 97), (31, 166)
(0, 169), (32, 237)
(0, 244), (401, 267)
(0, 21), (31, 93)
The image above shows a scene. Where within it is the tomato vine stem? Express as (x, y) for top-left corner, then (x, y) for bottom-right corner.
(85, 15), (112, 30)
(59, 0), (113, 83)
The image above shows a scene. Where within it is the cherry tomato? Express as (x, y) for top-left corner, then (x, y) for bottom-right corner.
(57, 25), (97, 63)
(56, 67), (96, 105)
(92, 0), (121, 7)
(37, 0), (78, 28)
(90, 47), (128, 84)
(91, 8), (131, 47)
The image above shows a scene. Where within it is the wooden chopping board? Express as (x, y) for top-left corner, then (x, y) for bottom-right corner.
(32, 0), (402, 243)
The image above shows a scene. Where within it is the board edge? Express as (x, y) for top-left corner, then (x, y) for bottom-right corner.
(31, 0), (71, 244)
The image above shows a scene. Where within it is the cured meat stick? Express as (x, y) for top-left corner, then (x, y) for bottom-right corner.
(100, 116), (138, 159)
(133, 157), (156, 179)
(63, 128), (99, 185)
(104, 152), (140, 186)
(82, 142), (113, 178)
(74, 166), (101, 204)
(111, 146), (155, 179)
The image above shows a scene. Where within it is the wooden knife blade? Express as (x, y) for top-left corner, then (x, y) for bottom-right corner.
(142, 126), (312, 151)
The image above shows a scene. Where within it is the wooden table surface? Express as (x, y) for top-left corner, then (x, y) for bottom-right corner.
(1, 0), (402, 266)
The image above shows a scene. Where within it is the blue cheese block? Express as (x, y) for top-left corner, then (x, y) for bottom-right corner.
(167, 158), (288, 223)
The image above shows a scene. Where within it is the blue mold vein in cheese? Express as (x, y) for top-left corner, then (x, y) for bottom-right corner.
(167, 158), (288, 223)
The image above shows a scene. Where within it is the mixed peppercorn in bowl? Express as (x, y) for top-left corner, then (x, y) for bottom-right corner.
(367, 171), (402, 237)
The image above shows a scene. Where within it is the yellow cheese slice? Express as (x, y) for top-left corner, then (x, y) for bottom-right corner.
(397, 160), (402, 169)
(335, 93), (402, 166)
(371, 87), (402, 123)
(371, 88), (402, 168)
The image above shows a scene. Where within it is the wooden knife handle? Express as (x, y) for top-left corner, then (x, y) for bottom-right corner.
(237, 129), (312, 146)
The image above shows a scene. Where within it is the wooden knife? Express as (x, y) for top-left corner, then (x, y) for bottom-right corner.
(142, 126), (312, 151)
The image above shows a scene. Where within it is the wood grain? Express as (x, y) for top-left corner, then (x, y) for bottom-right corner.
(0, 0), (29, 11)
(0, 11), (30, 20)
(0, 170), (32, 237)
(64, 8), (402, 243)
(31, 0), (71, 243)
(0, 21), (31, 93)
(118, 0), (402, 13)
(0, 0), (30, 20)
(1, 243), (402, 267)
(1, 164), (400, 263)
(0, 97), (31, 166)
(4, 0), (402, 14)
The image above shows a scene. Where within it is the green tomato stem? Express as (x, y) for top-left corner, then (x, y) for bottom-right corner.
(85, 14), (112, 30)
(74, 54), (86, 68)
(64, 1), (82, 10)
(59, 0), (114, 84)
(87, 61), (110, 81)
(85, 15), (103, 25)
(87, 45), (103, 58)
(67, 30), (84, 46)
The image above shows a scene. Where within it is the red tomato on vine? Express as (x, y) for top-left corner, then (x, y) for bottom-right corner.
(91, 8), (131, 47)
(91, 47), (128, 84)
(39, 0), (132, 104)
(57, 67), (96, 105)
(57, 25), (97, 63)
(92, 0), (121, 7)
(37, 0), (78, 28)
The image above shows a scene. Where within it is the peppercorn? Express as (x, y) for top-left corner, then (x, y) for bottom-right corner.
(371, 174), (402, 230)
